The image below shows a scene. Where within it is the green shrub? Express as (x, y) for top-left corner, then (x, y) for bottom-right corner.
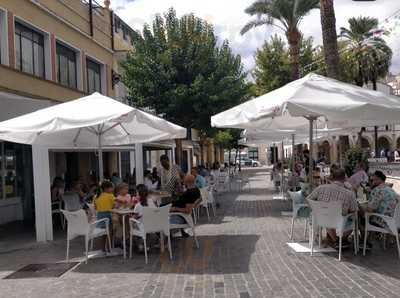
(344, 145), (369, 177)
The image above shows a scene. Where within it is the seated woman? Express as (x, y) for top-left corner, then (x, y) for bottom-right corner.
(169, 174), (201, 237)
(144, 170), (159, 191)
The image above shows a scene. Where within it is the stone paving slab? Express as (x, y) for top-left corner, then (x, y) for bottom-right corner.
(1, 168), (400, 297)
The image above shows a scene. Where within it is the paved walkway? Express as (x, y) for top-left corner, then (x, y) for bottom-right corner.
(1, 168), (400, 298)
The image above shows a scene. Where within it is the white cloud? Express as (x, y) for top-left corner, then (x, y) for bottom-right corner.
(111, 0), (400, 75)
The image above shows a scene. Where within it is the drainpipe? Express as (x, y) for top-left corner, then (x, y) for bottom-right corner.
(89, 0), (94, 37)
(110, 10), (115, 51)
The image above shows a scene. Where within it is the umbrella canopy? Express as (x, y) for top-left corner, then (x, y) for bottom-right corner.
(0, 93), (186, 180)
(212, 73), (400, 183)
(211, 73), (400, 130)
(0, 92), (186, 146)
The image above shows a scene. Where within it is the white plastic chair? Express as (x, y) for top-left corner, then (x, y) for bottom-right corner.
(216, 172), (230, 193)
(62, 209), (111, 264)
(52, 200), (64, 229)
(62, 192), (83, 211)
(363, 203), (400, 258)
(129, 204), (172, 264)
(307, 199), (358, 261)
(287, 190), (309, 240)
(170, 212), (199, 249)
(299, 182), (311, 196)
(207, 185), (217, 216)
(199, 187), (212, 221)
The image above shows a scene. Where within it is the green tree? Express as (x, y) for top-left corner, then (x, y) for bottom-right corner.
(241, 0), (319, 80)
(213, 130), (233, 149)
(122, 8), (248, 137)
(340, 17), (392, 89)
(254, 35), (316, 94)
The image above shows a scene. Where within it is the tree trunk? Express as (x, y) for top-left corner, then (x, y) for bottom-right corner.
(287, 28), (301, 80)
(234, 148), (239, 171)
(200, 142), (204, 166)
(320, 0), (340, 79)
(355, 62), (364, 87)
(228, 149), (231, 167)
(175, 139), (183, 166)
(372, 77), (377, 91)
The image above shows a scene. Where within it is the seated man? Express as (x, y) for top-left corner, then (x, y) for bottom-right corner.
(191, 167), (206, 189)
(307, 169), (358, 248)
(365, 171), (399, 228)
(170, 174), (201, 236)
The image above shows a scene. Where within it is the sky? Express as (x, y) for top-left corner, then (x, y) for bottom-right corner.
(110, 0), (400, 77)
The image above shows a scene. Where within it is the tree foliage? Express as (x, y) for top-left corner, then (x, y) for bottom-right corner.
(344, 145), (369, 177)
(339, 16), (392, 88)
(122, 8), (248, 136)
(241, 0), (319, 80)
(253, 35), (316, 95)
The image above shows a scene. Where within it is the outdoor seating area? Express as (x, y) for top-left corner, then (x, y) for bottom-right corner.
(55, 162), (254, 263)
(3, 1), (400, 296)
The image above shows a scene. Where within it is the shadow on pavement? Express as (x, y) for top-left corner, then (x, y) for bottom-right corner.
(73, 234), (260, 275)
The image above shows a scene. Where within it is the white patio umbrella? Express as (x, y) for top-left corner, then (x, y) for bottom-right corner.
(212, 73), (400, 182)
(0, 92), (186, 180)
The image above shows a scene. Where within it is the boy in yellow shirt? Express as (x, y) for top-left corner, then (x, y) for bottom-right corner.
(94, 181), (115, 252)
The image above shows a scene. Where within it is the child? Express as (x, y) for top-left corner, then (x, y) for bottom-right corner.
(113, 183), (135, 244)
(133, 184), (156, 222)
(132, 184), (156, 252)
(114, 183), (133, 209)
(94, 181), (115, 252)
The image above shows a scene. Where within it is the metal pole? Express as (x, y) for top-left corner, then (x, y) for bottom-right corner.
(1, 142), (5, 200)
(374, 126), (378, 157)
(281, 140), (284, 196)
(98, 133), (104, 181)
(308, 117), (315, 185)
(291, 134), (295, 172)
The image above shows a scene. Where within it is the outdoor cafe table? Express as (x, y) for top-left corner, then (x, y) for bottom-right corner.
(111, 192), (171, 259)
(111, 208), (135, 259)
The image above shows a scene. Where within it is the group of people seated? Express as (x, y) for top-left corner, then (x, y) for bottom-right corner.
(51, 153), (220, 253)
(306, 164), (398, 250)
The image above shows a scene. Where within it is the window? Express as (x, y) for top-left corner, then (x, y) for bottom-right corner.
(56, 43), (77, 89)
(0, 142), (20, 199)
(86, 58), (101, 93)
(15, 22), (45, 78)
(0, 9), (7, 65)
(248, 148), (259, 160)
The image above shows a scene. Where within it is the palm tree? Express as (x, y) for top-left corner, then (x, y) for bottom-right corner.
(340, 17), (392, 89)
(340, 16), (392, 156)
(320, 0), (340, 79)
(241, 0), (319, 80)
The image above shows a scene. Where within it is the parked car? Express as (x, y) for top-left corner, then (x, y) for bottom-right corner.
(236, 159), (261, 167)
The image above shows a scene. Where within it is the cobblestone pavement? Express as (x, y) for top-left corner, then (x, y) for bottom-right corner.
(2, 168), (400, 298)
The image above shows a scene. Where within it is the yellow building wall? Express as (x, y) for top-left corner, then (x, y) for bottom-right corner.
(1, 0), (115, 99)
(0, 65), (85, 101)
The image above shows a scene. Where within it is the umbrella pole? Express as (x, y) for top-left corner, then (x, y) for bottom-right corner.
(291, 134), (295, 173)
(308, 117), (316, 186)
(98, 133), (104, 182)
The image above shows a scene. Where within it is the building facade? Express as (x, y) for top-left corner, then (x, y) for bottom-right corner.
(0, 0), (138, 237)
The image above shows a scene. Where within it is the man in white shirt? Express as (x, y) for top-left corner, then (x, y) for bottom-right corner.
(307, 169), (357, 248)
(159, 154), (182, 195)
